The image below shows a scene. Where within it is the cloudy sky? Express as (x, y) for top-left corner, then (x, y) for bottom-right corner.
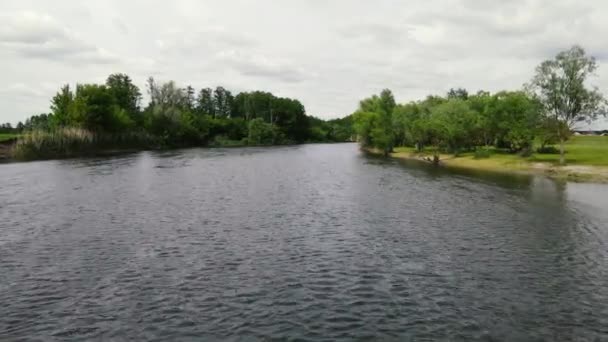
(2, 0), (608, 126)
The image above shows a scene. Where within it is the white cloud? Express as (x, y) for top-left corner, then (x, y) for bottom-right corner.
(216, 50), (309, 83)
(0, 11), (121, 65)
(1, 0), (608, 125)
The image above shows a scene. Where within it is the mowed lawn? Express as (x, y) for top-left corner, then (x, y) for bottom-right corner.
(530, 136), (608, 166)
(392, 135), (608, 168)
(0, 133), (20, 142)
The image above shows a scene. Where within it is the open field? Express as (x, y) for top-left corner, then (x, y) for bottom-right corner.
(0, 133), (20, 142)
(529, 136), (608, 166)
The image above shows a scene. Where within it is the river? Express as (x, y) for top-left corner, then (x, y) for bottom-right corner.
(1, 143), (607, 341)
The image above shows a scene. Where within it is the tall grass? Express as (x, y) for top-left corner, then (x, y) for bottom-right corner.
(12, 127), (160, 160)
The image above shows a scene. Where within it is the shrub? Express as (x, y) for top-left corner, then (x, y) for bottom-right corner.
(12, 127), (159, 160)
(536, 146), (560, 154)
(519, 147), (533, 157)
(474, 148), (492, 159)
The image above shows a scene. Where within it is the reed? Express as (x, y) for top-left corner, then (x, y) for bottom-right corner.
(12, 127), (160, 160)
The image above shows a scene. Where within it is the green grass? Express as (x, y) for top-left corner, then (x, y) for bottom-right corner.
(529, 136), (608, 166)
(392, 146), (531, 172)
(0, 133), (20, 142)
(393, 136), (608, 167)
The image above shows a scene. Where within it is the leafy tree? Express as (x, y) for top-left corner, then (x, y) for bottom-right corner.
(71, 84), (123, 132)
(213, 86), (233, 118)
(24, 113), (54, 131)
(50, 84), (73, 126)
(248, 118), (278, 145)
(106, 73), (141, 123)
(528, 45), (607, 164)
(467, 91), (493, 146)
(493, 92), (541, 152)
(353, 89), (396, 156)
(537, 117), (570, 149)
(353, 110), (378, 147)
(185, 85), (196, 111)
(0, 123), (13, 133)
(428, 99), (477, 156)
(447, 87), (469, 100)
(196, 88), (214, 116)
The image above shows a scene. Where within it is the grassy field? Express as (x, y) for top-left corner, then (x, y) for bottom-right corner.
(528, 136), (608, 166)
(0, 133), (20, 142)
(387, 135), (608, 182)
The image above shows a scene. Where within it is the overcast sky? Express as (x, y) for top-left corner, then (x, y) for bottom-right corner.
(2, 0), (608, 126)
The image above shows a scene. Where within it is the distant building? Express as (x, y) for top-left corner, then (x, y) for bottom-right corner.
(573, 117), (608, 135)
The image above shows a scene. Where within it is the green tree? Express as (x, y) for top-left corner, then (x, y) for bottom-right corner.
(106, 73), (141, 123)
(70, 84), (122, 132)
(427, 99), (477, 158)
(50, 84), (73, 126)
(213, 86), (233, 118)
(185, 85), (196, 111)
(196, 88), (214, 116)
(352, 89), (397, 155)
(537, 117), (570, 150)
(247, 118), (278, 145)
(529, 45), (607, 164)
(488, 91), (541, 153)
(447, 87), (469, 100)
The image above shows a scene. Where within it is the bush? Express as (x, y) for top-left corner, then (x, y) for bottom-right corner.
(247, 118), (280, 145)
(210, 135), (247, 147)
(474, 148), (492, 159)
(536, 146), (560, 154)
(519, 147), (533, 157)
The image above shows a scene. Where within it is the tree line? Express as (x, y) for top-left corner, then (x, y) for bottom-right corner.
(5, 74), (353, 149)
(353, 45), (607, 164)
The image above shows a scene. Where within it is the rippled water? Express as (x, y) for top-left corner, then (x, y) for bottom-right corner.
(1, 143), (608, 341)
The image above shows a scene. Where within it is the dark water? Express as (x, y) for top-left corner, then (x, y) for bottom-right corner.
(1, 143), (608, 341)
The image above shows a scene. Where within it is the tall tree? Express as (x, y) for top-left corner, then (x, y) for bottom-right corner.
(106, 73), (141, 118)
(185, 85), (196, 112)
(352, 89), (396, 156)
(213, 86), (233, 118)
(529, 45), (606, 164)
(376, 89), (396, 156)
(197, 87), (214, 116)
(447, 88), (469, 100)
(50, 84), (73, 126)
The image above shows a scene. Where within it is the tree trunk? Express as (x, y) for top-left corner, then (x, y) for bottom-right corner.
(559, 136), (565, 165)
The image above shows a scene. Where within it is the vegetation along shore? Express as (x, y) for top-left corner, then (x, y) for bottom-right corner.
(353, 45), (608, 183)
(0, 76), (353, 161)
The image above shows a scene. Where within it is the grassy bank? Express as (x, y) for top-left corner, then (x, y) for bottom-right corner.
(0, 133), (20, 142)
(372, 136), (608, 183)
(10, 128), (160, 161)
(3, 128), (313, 162)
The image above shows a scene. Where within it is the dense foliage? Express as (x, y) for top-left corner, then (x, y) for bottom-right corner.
(354, 46), (607, 164)
(6, 74), (353, 158)
(354, 89), (543, 161)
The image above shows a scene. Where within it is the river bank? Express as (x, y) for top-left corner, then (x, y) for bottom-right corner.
(365, 141), (608, 184)
(0, 137), (341, 163)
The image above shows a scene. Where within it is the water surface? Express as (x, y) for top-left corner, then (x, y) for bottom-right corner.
(1, 143), (607, 341)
